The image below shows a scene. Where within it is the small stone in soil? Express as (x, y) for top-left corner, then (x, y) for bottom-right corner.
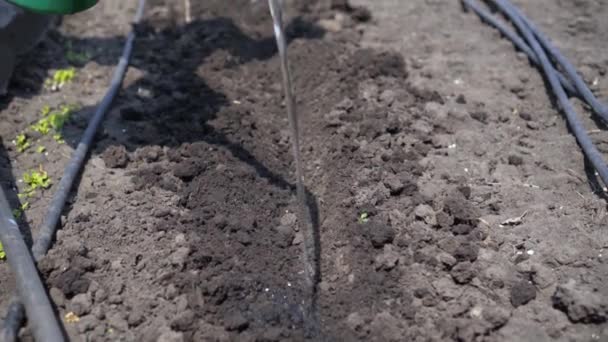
(510, 280), (536, 307)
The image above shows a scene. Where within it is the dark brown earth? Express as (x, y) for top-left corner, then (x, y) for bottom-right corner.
(0, 0), (607, 341)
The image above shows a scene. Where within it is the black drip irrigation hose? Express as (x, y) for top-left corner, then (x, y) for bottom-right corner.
(474, 0), (608, 187)
(461, 0), (577, 96)
(0, 0), (146, 340)
(0, 192), (63, 341)
(507, 2), (608, 122)
(463, 0), (608, 123)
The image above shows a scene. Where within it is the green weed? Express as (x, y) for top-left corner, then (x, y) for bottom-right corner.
(358, 212), (369, 224)
(31, 119), (51, 135)
(41, 105), (51, 117)
(12, 202), (29, 219)
(12, 209), (21, 219)
(31, 105), (74, 135)
(45, 68), (76, 91)
(53, 134), (65, 144)
(22, 167), (51, 197)
(14, 133), (30, 153)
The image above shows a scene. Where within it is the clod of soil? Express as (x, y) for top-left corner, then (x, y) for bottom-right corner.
(366, 220), (396, 248)
(101, 145), (129, 168)
(451, 261), (475, 284)
(510, 280), (537, 307)
(552, 280), (608, 323)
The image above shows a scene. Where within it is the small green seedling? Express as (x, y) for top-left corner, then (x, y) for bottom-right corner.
(14, 133), (30, 153)
(24, 169), (51, 189)
(31, 118), (51, 135)
(12, 202), (29, 219)
(65, 41), (91, 65)
(12, 209), (22, 219)
(31, 105), (74, 136)
(45, 68), (76, 91)
(358, 212), (369, 224)
(37, 145), (46, 154)
(22, 167), (52, 197)
(0, 242), (5, 260)
(41, 105), (51, 117)
(53, 133), (65, 144)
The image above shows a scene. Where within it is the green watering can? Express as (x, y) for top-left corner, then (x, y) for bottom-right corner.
(6, 0), (98, 14)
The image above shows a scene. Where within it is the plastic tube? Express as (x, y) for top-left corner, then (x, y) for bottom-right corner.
(0, 190), (64, 341)
(492, 0), (608, 187)
(503, 0), (608, 122)
(1, 0), (146, 340)
(461, 0), (577, 96)
(32, 0), (144, 260)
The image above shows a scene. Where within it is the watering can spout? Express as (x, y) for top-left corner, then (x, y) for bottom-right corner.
(4, 0), (98, 14)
